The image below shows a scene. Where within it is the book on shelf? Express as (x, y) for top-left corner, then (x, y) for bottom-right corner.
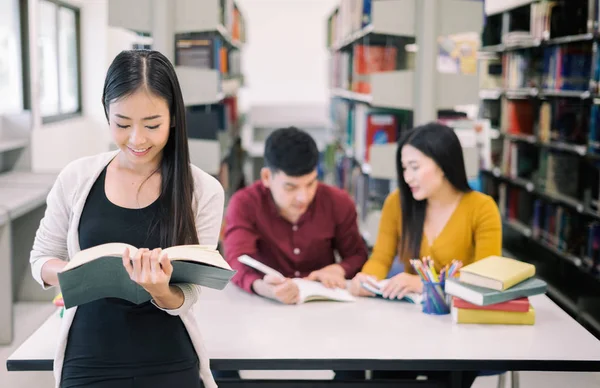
(364, 113), (397, 162)
(327, 0), (373, 48)
(530, 1), (559, 41)
(503, 51), (539, 89)
(479, 57), (503, 90)
(58, 243), (236, 309)
(502, 99), (535, 136)
(175, 32), (223, 71)
(351, 44), (398, 94)
(237, 255), (356, 304)
(585, 223), (600, 270)
(542, 44), (592, 91)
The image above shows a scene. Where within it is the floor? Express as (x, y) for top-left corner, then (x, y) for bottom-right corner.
(2, 303), (600, 388)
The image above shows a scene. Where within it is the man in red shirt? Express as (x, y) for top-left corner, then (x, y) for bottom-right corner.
(223, 126), (368, 303)
(216, 126), (368, 382)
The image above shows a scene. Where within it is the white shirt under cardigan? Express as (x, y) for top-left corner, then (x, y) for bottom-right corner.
(29, 150), (224, 388)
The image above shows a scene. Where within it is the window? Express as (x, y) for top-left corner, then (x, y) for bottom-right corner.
(38, 0), (81, 122)
(0, 0), (24, 114)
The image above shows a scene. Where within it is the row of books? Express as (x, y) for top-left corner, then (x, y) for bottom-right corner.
(175, 32), (241, 79)
(584, 222), (600, 272)
(529, 1), (557, 41)
(329, 44), (398, 94)
(495, 182), (600, 276)
(498, 141), (581, 198)
(482, 176), (600, 277)
(491, 181), (587, 264)
(588, 105), (600, 153)
(501, 99), (589, 146)
(447, 256), (547, 325)
(486, 0), (590, 46)
(503, 51), (536, 89)
(185, 96), (238, 140)
(531, 199), (578, 252)
(327, 0), (372, 49)
(220, 0), (246, 43)
(541, 44), (592, 91)
(329, 98), (411, 163)
(498, 43), (592, 91)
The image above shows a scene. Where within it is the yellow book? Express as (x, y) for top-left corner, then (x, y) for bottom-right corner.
(452, 306), (535, 325)
(459, 256), (535, 291)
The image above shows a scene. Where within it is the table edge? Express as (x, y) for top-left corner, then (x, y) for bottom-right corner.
(8, 358), (600, 372)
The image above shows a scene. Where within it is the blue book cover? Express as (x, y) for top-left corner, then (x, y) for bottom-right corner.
(361, 0), (372, 28)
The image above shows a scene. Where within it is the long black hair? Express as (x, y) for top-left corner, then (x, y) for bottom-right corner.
(102, 50), (199, 247)
(397, 122), (471, 260)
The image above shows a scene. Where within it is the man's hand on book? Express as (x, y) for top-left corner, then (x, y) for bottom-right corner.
(253, 274), (300, 304)
(122, 247), (172, 296)
(306, 264), (346, 289)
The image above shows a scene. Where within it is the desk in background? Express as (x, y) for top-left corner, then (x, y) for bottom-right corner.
(7, 285), (600, 387)
(0, 171), (58, 345)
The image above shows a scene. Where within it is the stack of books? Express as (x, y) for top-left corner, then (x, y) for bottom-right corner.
(445, 256), (548, 325)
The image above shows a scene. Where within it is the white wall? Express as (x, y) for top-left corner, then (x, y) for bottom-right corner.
(30, 0), (111, 173)
(236, 0), (339, 110)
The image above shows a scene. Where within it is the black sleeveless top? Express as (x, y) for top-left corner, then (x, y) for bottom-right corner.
(61, 167), (198, 387)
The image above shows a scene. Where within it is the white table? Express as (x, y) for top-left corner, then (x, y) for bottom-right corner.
(7, 285), (600, 387)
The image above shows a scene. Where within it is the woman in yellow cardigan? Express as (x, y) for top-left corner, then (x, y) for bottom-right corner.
(349, 122), (502, 387)
(350, 122), (502, 299)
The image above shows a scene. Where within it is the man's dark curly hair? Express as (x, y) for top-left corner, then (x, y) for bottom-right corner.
(264, 126), (319, 177)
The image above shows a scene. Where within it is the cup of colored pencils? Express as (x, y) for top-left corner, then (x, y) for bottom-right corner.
(410, 257), (462, 316)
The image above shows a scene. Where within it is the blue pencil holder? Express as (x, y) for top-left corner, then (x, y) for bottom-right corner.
(422, 281), (450, 315)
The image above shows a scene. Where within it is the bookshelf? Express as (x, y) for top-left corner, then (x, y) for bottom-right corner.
(173, 0), (246, 177)
(106, 0), (247, 178)
(478, 0), (600, 338)
(325, 0), (483, 230)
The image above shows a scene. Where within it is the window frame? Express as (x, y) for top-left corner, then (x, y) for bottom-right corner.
(19, 0), (31, 111)
(40, 0), (82, 124)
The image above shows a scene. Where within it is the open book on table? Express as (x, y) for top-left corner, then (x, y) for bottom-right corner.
(360, 278), (423, 305)
(238, 255), (355, 303)
(58, 242), (235, 308)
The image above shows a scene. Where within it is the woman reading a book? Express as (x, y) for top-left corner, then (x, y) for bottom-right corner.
(29, 50), (224, 388)
(349, 122), (502, 387)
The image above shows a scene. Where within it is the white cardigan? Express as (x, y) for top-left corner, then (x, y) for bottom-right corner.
(29, 150), (224, 388)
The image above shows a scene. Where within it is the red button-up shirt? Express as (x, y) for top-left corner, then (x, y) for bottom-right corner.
(223, 181), (368, 293)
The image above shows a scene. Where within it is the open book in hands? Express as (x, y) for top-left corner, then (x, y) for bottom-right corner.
(360, 278), (423, 305)
(58, 242), (235, 308)
(238, 255), (355, 303)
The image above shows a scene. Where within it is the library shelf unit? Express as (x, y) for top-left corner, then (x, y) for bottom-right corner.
(478, 0), (600, 338)
(174, 0), (247, 178)
(108, 0), (247, 179)
(326, 0), (484, 239)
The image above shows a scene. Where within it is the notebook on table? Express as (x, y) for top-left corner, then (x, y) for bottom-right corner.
(237, 255), (355, 303)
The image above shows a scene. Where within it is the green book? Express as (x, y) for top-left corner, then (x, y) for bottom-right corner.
(57, 243), (236, 309)
(445, 277), (547, 306)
